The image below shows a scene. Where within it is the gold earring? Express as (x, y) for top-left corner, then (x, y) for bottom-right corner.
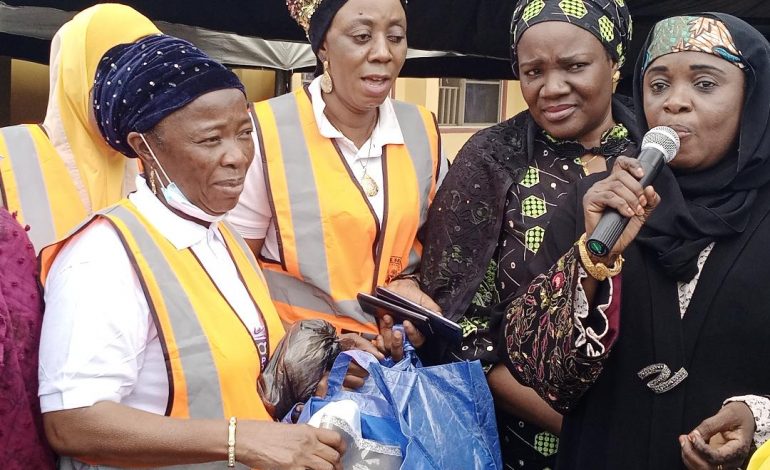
(150, 168), (158, 195)
(612, 70), (621, 84)
(320, 60), (333, 94)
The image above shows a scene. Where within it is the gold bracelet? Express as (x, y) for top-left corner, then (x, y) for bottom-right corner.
(577, 233), (624, 281)
(227, 416), (237, 468)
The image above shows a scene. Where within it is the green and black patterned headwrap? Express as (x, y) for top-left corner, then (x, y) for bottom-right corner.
(510, 0), (632, 78)
(641, 15), (745, 74)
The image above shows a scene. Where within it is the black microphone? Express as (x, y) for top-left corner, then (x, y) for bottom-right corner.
(586, 126), (680, 257)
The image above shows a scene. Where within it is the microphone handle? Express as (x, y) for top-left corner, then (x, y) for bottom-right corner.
(636, 150), (666, 188)
(586, 209), (627, 257)
(586, 151), (665, 257)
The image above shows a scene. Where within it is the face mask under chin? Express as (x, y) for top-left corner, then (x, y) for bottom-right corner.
(139, 133), (226, 225)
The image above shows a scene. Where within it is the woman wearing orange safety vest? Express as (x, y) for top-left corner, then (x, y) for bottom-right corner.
(0, 4), (160, 252)
(38, 35), (383, 470)
(230, 0), (448, 338)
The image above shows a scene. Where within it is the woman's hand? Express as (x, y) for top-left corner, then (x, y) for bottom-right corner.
(42, 402), (342, 469)
(330, 333), (386, 391)
(375, 314), (425, 359)
(583, 156), (661, 260)
(679, 402), (755, 470)
(487, 364), (563, 435)
(238, 421), (345, 470)
(318, 315), (431, 394)
(386, 277), (442, 313)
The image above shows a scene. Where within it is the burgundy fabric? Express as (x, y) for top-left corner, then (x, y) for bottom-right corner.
(0, 209), (55, 469)
(602, 275), (622, 349)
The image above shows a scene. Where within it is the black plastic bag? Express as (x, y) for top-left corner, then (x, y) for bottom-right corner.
(258, 319), (340, 419)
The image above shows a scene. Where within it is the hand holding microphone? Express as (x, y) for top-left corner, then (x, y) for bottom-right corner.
(583, 126), (680, 259)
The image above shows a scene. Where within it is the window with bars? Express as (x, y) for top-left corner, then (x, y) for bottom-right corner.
(438, 78), (502, 126)
(301, 72), (315, 87)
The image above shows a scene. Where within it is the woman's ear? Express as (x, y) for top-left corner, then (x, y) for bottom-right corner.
(127, 131), (153, 173)
(318, 39), (329, 63)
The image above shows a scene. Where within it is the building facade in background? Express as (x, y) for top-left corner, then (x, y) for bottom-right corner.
(3, 58), (527, 159)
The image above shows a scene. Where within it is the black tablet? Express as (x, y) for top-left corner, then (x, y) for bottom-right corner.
(358, 292), (431, 334)
(375, 287), (463, 343)
(357, 290), (462, 343)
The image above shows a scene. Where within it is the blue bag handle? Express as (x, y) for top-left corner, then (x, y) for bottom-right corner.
(325, 349), (381, 397)
(281, 357), (363, 424)
(327, 324), (417, 394)
(313, 350), (408, 447)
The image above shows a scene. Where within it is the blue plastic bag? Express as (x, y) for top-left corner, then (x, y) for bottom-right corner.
(290, 347), (502, 470)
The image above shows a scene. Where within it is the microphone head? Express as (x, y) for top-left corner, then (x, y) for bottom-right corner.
(641, 126), (680, 163)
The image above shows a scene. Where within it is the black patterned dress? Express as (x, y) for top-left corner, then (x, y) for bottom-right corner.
(421, 99), (640, 470)
(466, 127), (633, 470)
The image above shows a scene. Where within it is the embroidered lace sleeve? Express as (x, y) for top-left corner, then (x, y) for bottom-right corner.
(724, 395), (770, 448)
(501, 244), (617, 413)
(574, 266), (621, 357)
(419, 115), (531, 320)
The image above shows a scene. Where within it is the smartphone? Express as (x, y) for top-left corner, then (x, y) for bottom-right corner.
(357, 292), (432, 336)
(375, 287), (462, 343)
(375, 287), (440, 316)
(357, 290), (462, 343)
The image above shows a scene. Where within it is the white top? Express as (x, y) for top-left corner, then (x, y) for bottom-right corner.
(676, 242), (715, 317)
(228, 76), (448, 262)
(38, 176), (266, 415)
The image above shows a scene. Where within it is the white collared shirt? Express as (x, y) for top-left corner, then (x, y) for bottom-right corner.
(38, 176), (266, 415)
(228, 76), (448, 262)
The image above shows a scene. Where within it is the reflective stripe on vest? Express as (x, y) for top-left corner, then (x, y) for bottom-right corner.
(58, 456), (250, 470)
(0, 124), (87, 252)
(262, 268), (368, 324)
(42, 201), (285, 469)
(110, 204), (226, 418)
(391, 100), (438, 273)
(255, 89), (439, 334)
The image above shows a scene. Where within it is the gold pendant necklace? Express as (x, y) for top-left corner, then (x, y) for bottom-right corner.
(361, 173), (379, 197)
(357, 120), (379, 197)
(579, 153), (602, 175)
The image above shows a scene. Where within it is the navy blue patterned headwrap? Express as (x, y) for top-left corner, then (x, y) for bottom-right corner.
(93, 34), (245, 158)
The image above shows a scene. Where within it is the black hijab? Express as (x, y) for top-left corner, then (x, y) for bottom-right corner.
(632, 13), (770, 281)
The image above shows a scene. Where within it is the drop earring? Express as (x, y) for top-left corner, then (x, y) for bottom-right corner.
(150, 168), (158, 195)
(320, 60), (333, 94)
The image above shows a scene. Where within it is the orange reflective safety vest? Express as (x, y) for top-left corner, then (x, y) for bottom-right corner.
(41, 200), (285, 425)
(254, 89), (441, 335)
(0, 124), (87, 252)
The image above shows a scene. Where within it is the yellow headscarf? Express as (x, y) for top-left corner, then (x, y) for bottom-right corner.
(42, 4), (160, 213)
